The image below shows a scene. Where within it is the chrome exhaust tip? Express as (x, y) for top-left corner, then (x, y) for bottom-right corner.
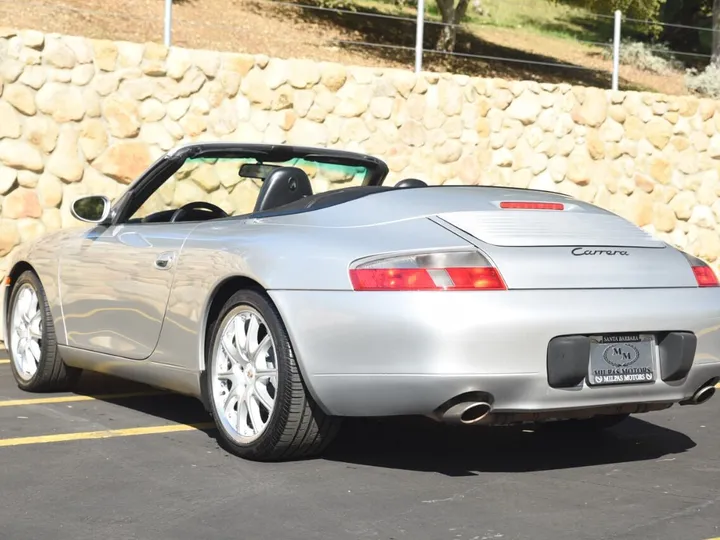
(691, 385), (715, 405)
(443, 401), (493, 424)
(680, 380), (717, 406)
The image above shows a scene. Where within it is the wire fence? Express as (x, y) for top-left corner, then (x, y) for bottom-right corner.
(0, 0), (718, 96)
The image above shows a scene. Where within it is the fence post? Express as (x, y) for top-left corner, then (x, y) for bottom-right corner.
(164, 0), (173, 47)
(415, 0), (425, 73)
(611, 9), (621, 91)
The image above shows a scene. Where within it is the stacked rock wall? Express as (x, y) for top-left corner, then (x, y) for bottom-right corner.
(1, 27), (720, 274)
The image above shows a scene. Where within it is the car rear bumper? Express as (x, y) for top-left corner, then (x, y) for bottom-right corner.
(269, 288), (720, 417)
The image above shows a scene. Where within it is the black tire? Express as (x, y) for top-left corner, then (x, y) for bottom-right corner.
(205, 289), (341, 461)
(6, 270), (81, 392)
(542, 413), (630, 433)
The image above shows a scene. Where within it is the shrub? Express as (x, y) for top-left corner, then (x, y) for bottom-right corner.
(601, 40), (682, 75)
(685, 62), (720, 99)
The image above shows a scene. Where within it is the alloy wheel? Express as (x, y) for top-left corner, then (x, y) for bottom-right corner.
(10, 283), (43, 381)
(211, 306), (279, 444)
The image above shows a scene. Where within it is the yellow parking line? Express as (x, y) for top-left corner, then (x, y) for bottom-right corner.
(0, 391), (168, 408)
(0, 360), (9, 365)
(0, 422), (216, 447)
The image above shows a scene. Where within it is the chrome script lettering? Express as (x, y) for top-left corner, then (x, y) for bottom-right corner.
(571, 248), (629, 256)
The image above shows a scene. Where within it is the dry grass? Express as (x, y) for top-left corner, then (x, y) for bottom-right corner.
(0, 0), (689, 94)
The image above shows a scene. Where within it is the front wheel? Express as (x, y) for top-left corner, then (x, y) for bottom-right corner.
(7, 270), (81, 392)
(206, 289), (341, 461)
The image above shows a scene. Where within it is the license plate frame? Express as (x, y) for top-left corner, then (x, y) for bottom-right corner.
(587, 333), (656, 386)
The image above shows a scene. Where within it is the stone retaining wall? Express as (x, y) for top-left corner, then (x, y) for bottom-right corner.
(1, 27), (720, 274)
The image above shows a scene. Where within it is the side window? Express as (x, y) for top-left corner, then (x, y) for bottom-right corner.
(129, 158), (250, 221)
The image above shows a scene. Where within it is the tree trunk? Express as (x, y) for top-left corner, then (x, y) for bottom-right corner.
(713, 0), (720, 65)
(435, 0), (470, 52)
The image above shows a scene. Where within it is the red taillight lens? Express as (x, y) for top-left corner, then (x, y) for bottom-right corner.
(349, 267), (506, 291)
(679, 251), (719, 287)
(445, 267), (506, 290)
(499, 201), (564, 210)
(693, 266), (719, 287)
(349, 268), (438, 290)
(349, 251), (507, 291)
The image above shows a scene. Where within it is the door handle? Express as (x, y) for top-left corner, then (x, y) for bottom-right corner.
(154, 251), (176, 270)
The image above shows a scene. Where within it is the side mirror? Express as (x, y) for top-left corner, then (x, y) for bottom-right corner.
(71, 195), (111, 224)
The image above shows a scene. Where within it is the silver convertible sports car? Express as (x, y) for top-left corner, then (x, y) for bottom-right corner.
(3, 142), (720, 461)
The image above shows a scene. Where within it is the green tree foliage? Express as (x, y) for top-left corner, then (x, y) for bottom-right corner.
(552, 0), (666, 37)
(573, 0), (665, 19)
(660, 0), (719, 64)
(558, 0), (719, 63)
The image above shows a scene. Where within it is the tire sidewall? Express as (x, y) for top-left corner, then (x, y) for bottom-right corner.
(7, 271), (51, 389)
(206, 289), (293, 455)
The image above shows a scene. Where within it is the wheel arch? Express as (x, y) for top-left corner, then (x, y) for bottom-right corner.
(197, 275), (328, 415)
(199, 275), (266, 368)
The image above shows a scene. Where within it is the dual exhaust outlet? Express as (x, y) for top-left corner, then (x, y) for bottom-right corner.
(435, 378), (718, 425)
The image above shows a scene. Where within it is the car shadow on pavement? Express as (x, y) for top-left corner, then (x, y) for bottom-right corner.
(323, 416), (697, 477)
(70, 372), (696, 476)
(71, 372), (217, 427)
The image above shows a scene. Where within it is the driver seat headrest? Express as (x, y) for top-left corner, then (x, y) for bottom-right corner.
(253, 166), (313, 213)
(395, 178), (428, 188)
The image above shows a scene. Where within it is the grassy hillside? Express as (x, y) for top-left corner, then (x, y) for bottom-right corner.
(0, 0), (695, 94)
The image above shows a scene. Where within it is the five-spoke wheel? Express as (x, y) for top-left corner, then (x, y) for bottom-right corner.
(206, 289), (341, 461)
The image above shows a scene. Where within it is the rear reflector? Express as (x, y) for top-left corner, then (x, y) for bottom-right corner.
(692, 266), (719, 287)
(499, 201), (564, 210)
(349, 267), (506, 291)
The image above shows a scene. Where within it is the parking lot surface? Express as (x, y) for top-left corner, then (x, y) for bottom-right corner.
(0, 349), (719, 540)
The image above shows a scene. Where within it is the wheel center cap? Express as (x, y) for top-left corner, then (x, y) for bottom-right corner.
(246, 367), (254, 379)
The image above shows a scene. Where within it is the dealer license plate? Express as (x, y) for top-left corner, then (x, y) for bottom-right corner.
(587, 334), (656, 386)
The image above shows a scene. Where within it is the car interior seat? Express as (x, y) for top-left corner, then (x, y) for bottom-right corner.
(395, 178), (428, 188)
(253, 166), (314, 212)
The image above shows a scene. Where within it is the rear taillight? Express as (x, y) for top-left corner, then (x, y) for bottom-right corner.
(348, 251), (506, 291)
(692, 266), (718, 287)
(499, 201), (564, 210)
(681, 251), (719, 287)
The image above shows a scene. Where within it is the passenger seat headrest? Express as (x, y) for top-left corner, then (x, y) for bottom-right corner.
(253, 166), (313, 212)
(395, 178), (428, 188)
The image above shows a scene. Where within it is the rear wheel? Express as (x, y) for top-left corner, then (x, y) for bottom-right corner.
(206, 289), (341, 461)
(7, 270), (81, 392)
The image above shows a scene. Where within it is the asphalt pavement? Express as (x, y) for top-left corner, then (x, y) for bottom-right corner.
(0, 348), (719, 540)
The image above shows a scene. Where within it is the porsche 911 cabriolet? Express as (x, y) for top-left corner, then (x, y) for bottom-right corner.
(2, 142), (719, 461)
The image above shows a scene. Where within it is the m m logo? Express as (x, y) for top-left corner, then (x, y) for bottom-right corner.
(612, 346), (633, 360)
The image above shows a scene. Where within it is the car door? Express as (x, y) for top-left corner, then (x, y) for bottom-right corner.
(58, 221), (198, 360)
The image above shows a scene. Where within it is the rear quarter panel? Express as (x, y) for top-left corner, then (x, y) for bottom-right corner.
(152, 215), (471, 371)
